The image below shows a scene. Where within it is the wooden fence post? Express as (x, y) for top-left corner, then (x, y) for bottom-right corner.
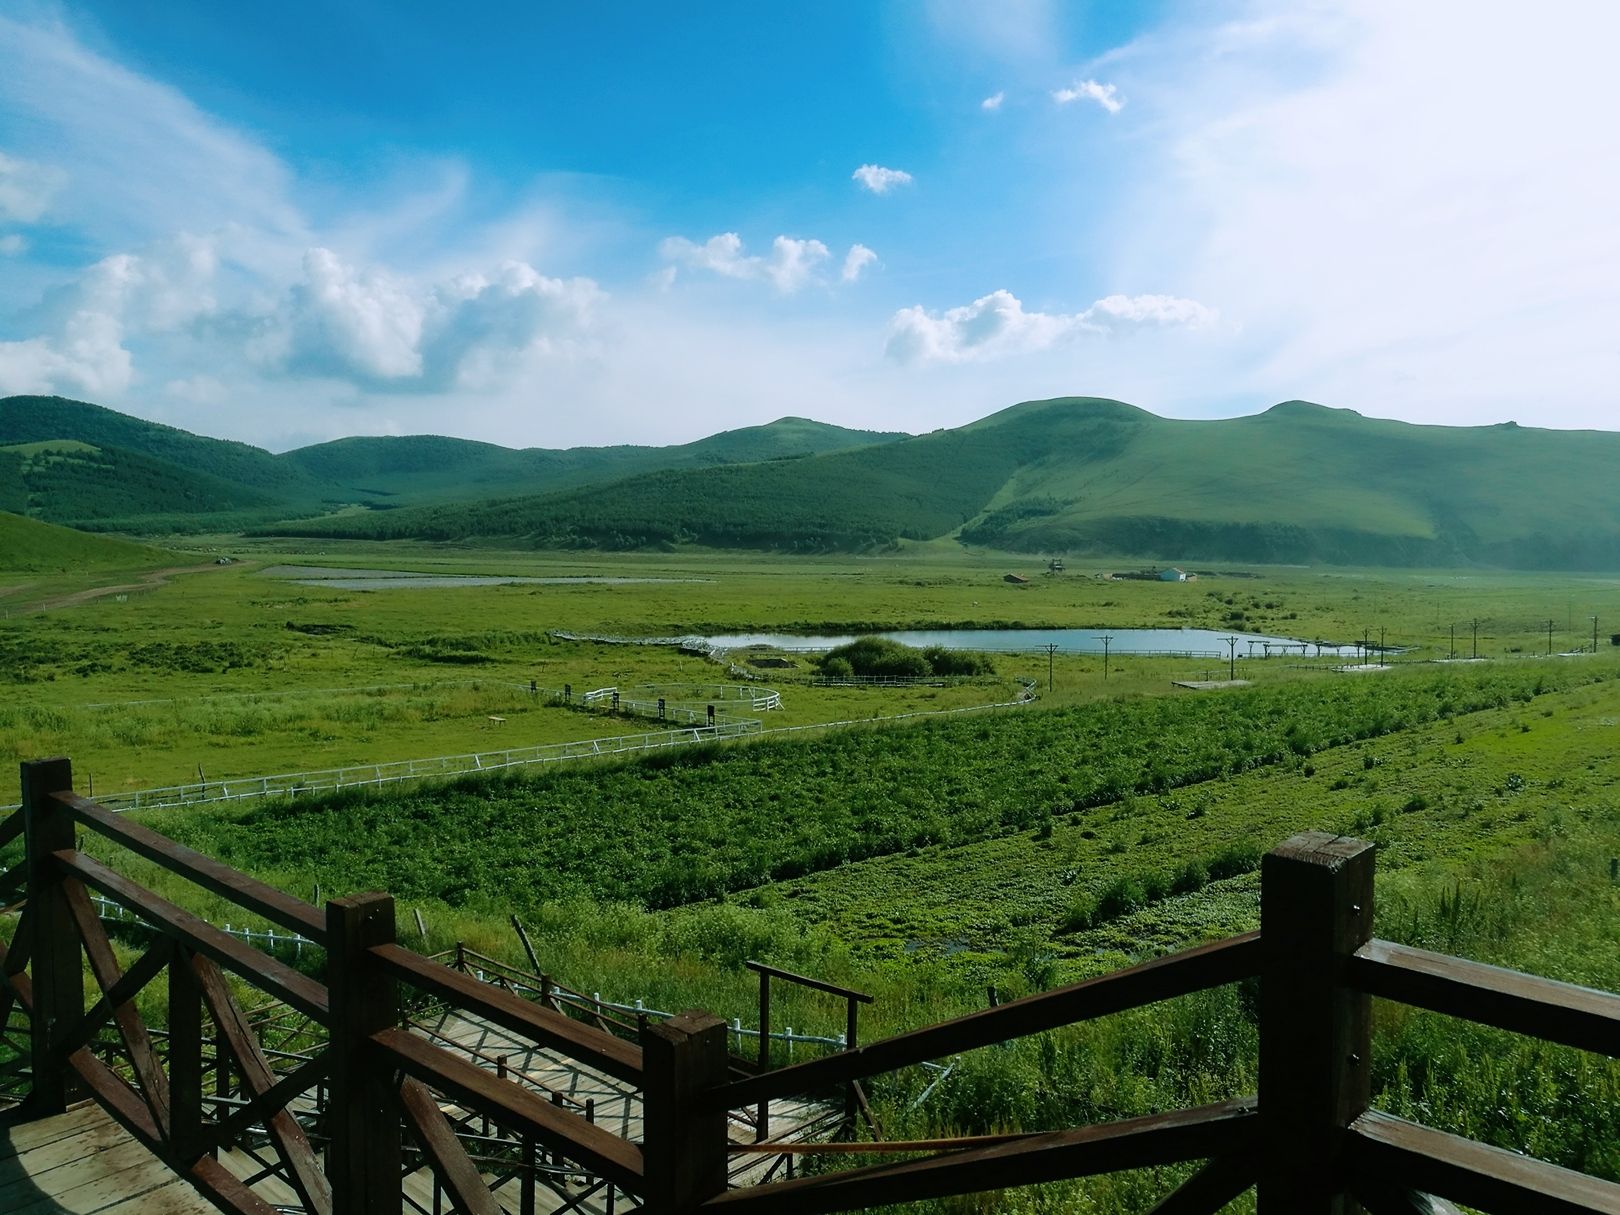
(1258, 831), (1375, 1213)
(169, 940), (204, 1162)
(326, 892), (400, 1215)
(21, 757), (83, 1117)
(641, 1010), (729, 1214)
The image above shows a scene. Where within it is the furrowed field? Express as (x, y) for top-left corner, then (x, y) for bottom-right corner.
(3, 539), (1620, 1212)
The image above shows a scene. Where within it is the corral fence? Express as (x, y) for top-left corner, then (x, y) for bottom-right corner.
(5, 757), (1619, 1213)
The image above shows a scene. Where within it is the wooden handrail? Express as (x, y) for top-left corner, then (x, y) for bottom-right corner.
(369, 941), (642, 1084)
(1351, 939), (1620, 1057)
(1347, 1111), (1620, 1214)
(372, 1025), (645, 1192)
(55, 850), (329, 1021)
(55, 791), (326, 942)
(701, 1098), (1258, 1214)
(706, 930), (1261, 1114)
(745, 960), (874, 1004)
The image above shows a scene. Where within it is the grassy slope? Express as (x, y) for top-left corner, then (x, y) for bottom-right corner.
(0, 395), (906, 527)
(0, 511), (177, 573)
(266, 397), (1620, 568)
(277, 416), (907, 504)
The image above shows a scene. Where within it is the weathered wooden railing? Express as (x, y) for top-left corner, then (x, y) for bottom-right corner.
(5, 758), (1620, 1214)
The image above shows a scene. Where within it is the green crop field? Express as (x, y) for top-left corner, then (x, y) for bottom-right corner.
(3, 537), (1620, 1212)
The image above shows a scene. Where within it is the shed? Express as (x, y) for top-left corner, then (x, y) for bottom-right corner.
(1159, 567), (1188, 582)
(1004, 573), (1030, 585)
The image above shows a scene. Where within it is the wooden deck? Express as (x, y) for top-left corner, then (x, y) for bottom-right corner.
(0, 1103), (217, 1214)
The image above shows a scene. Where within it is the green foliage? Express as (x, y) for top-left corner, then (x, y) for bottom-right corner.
(0, 511), (177, 574)
(818, 637), (995, 678)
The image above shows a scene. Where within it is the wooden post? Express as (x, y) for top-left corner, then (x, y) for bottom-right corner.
(170, 941), (205, 1162)
(1258, 832), (1375, 1213)
(641, 1011), (729, 1214)
(844, 997), (859, 1126)
(756, 969), (770, 1141)
(21, 757), (83, 1116)
(326, 892), (400, 1215)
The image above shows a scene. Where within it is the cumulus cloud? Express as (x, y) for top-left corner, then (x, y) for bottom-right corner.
(659, 232), (834, 293)
(841, 244), (878, 283)
(0, 232), (222, 397)
(851, 164), (914, 194)
(885, 289), (1212, 363)
(0, 234), (27, 256)
(1052, 78), (1123, 113)
(0, 149), (66, 223)
(254, 248), (601, 390)
(981, 91), (1006, 111)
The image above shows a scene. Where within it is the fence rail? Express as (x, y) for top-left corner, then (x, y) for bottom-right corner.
(6, 764), (1620, 1215)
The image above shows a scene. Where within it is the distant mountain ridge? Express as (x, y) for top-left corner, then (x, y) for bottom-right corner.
(0, 395), (907, 531)
(263, 396), (1620, 570)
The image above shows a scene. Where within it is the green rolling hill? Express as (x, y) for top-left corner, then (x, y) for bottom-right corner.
(263, 397), (1620, 569)
(0, 511), (178, 574)
(0, 396), (905, 531)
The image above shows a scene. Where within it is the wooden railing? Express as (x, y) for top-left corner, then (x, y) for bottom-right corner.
(4, 758), (1620, 1214)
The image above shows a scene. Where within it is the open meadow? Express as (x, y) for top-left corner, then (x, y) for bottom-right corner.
(4, 538), (1620, 1211)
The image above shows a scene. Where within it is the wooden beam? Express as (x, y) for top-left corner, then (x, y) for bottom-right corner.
(1347, 1111), (1620, 1215)
(207, 1050), (331, 1149)
(706, 931), (1261, 1114)
(63, 876), (172, 1137)
(1256, 832), (1373, 1213)
(170, 941), (204, 1166)
(193, 952), (333, 1215)
(1351, 940), (1620, 1057)
(1146, 1154), (1256, 1214)
(397, 1075), (503, 1215)
(369, 940), (642, 1084)
(54, 791), (325, 941)
(57, 936), (169, 1059)
(744, 961), (874, 1004)
(701, 1098), (1258, 1215)
(0, 806), (22, 851)
(54, 850), (329, 1020)
(373, 1025), (645, 1191)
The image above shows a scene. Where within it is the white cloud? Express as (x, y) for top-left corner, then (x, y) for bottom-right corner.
(659, 232), (834, 293)
(1052, 79), (1123, 113)
(841, 244), (878, 283)
(886, 289), (1212, 363)
(254, 248), (601, 390)
(0, 150), (65, 223)
(0, 234), (27, 256)
(852, 164), (914, 194)
(981, 91), (1006, 111)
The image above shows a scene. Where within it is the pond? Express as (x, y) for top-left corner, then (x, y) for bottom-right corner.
(261, 565), (711, 590)
(698, 627), (1362, 658)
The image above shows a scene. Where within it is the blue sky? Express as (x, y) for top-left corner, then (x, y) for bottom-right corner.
(1, 1), (1617, 450)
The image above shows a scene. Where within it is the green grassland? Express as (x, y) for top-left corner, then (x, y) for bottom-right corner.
(4, 542), (1620, 1211)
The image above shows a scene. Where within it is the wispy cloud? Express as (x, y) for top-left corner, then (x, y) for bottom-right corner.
(0, 234), (27, 256)
(1052, 78), (1123, 113)
(659, 232), (835, 293)
(841, 244), (878, 283)
(852, 164), (914, 194)
(981, 91), (1005, 111)
(0, 149), (66, 223)
(886, 289), (1212, 363)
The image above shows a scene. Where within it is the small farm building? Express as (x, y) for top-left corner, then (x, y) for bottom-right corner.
(1004, 573), (1030, 585)
(1159, 568), (1188, 582)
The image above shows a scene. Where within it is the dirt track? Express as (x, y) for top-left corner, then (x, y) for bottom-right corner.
(16, 561), (242, 614)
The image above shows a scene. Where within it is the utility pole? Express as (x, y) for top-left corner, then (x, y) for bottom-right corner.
(1362, 628), (1370, 664)
(1450, 623), (1456, 660)
(1472, 618), (1479, 660)
(1042, 642), (1058, 693)
(1593, 616), (1600, 655)
(1379, 626), (1386, 666)
(1222, 634), (1239, 681)
(1547, 618), (1554, 657)
(1095, 634), (1114, 681)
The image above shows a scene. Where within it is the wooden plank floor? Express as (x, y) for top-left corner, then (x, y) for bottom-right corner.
(0, 1104), (217, 1214)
